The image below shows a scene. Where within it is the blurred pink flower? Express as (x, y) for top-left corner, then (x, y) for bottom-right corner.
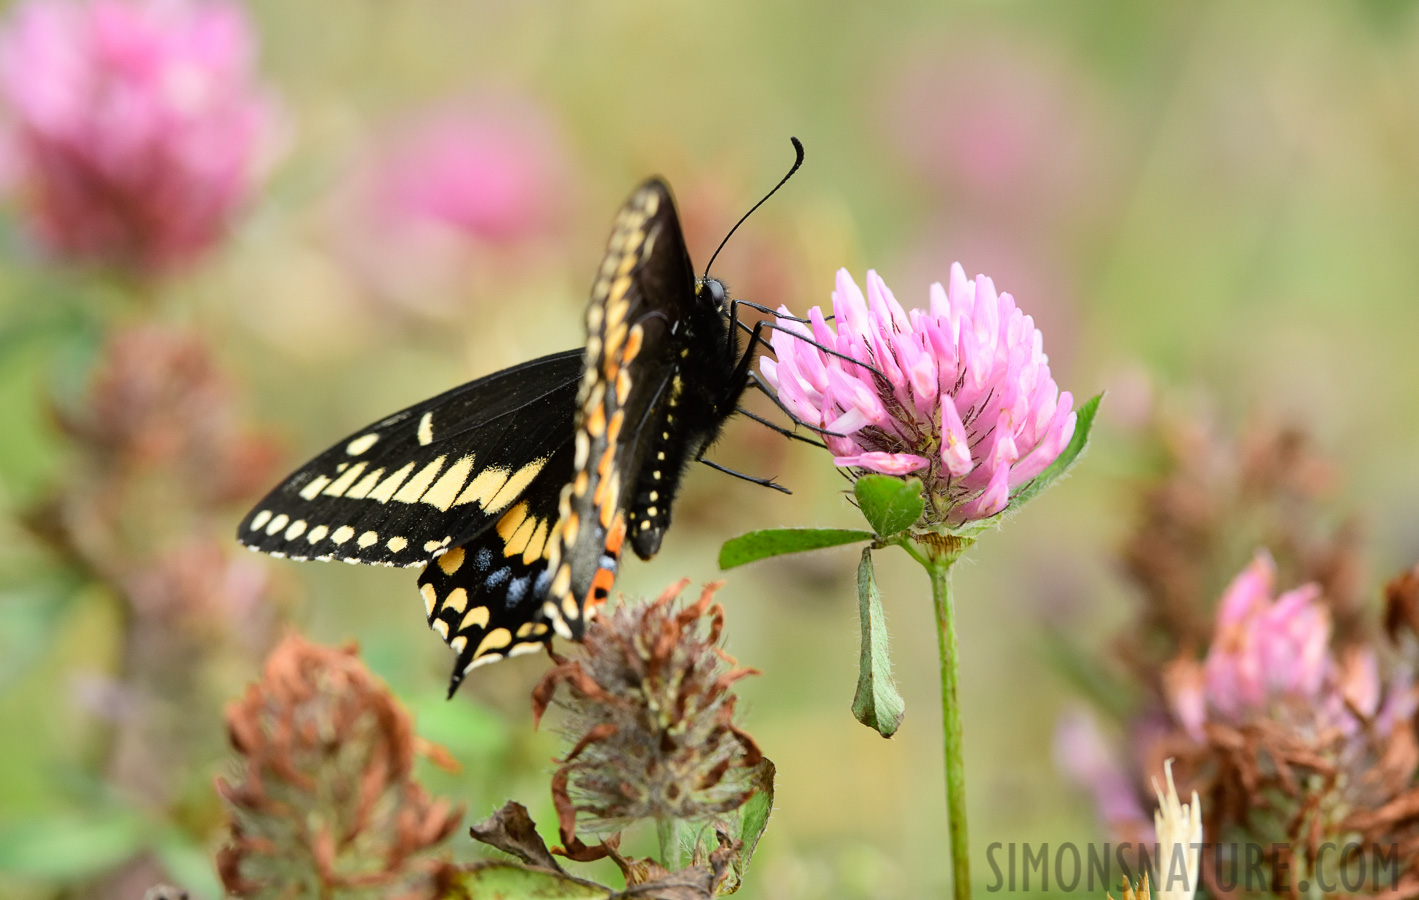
(1202, 552), (1331, 723)
(368, 102), (564, 244)
(0, 0), (277, 272)
(330, 97), (569, 320)
(1054, 707), (1150, 837)
(882, 33), (1113, 223)
(761, 265), (1076, 529)
(1165, 553), (1419, 747)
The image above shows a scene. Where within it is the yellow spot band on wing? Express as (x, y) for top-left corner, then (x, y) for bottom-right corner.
(496, 503), (530, 542)
(298, 476), (331, 500)
(443, 587), (469, 614)
(322, 462), (367, 497)
(346, 433), (379, 455)
(369, 462), (416, 503)
(421, 455), (474, 511)
(438, 547), (465, 575)
(474, 628), (512, 657)
(504, 515), (537, 558)
(461, 606), (490, 631)
(392, 456), (445, 503)
(345, 467), (384, 499)
(522, 520), (549, 565)
(454, 467), (509, 509)
(484, 459), (547, 514)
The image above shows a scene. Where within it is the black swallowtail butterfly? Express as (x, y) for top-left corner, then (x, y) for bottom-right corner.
(238, 144), (805, 696)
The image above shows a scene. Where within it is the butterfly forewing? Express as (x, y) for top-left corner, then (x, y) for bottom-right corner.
(238, 350), (582, 568)
(542, 180), (711, 636)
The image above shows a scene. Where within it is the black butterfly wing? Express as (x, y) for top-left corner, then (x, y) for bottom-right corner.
(416, 438), (570, 695)
(237, 349), (583, 568)
(542, 179), (700, 637)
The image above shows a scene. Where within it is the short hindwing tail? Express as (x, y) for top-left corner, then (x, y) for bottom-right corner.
(544, 179), (694, 637)
(237, 350), (582, 568)
(418, 442), (571, 696)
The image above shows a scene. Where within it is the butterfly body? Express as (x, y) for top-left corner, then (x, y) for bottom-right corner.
(239, 177), (755, 695)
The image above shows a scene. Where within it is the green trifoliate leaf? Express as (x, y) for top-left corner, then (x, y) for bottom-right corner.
(851, 549), (905, 738)
(853, 475), (925, 537)
(718, 528), (873, 570)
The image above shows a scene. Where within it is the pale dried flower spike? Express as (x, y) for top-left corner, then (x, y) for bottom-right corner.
(1150, 759), (1201, 900)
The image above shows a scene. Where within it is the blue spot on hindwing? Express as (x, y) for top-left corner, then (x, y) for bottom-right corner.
(506, 575), (531, 606)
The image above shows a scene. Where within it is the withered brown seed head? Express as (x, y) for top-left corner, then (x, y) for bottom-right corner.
(1119, 418), (1366, 682)
(532, 580), (761, 850)
(1384, 565), (1419, 647)
(216, 634), (462, 898)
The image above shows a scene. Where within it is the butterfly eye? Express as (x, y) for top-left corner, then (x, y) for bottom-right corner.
(699, 277), (728, 312)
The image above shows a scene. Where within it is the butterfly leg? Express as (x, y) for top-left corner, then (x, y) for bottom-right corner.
(729, 304), (883, 380)
(746, 371), (852, 438)
(698, 456), (791, 494)
(735, 406), (829, 449)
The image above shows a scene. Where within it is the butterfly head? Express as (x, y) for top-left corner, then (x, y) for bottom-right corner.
(696, 276), (730, 316)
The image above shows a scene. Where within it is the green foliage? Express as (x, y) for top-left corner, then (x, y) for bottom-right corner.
(850, 550), (905, 738)
(717, 528), (872, 569)
(722, 759), (776, 895)
(0, 811), (150, 881)
(853, 475), (925, 537)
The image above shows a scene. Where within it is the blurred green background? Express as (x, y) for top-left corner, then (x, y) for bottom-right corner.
(4, 0), (1419, 897)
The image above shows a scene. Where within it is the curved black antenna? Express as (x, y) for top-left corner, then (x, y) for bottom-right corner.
(702, 136), (805, 279)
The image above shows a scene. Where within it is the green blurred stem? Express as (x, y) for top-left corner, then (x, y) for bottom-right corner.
(657, 816), (680, 870)
(927, 546), (971, 900)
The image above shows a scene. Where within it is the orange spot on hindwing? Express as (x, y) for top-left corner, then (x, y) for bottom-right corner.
(582, 514), (626, 612)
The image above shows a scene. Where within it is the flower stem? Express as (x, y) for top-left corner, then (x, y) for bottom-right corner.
(930, 556), (971, 900)
(657, 816), (680, 869)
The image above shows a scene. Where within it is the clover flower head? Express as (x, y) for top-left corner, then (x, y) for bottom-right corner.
(1202, 552), (1332, 724)
(0, 0), (278, 272)
(761, 266), (1075, 529)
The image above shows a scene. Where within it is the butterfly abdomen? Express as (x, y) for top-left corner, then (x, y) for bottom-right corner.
(624, 290), (743, 560)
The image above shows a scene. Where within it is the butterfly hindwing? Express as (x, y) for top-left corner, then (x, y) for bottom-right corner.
(238, 349), (582, 568)
(417, 441), (571, 694)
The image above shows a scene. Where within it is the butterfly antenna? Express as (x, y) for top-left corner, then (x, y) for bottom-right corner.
(702, 136), (805, 279)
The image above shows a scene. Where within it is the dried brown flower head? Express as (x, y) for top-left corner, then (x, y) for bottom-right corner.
(56, 325), (280, 504)
(531, 580), (761, 858)
(1385, 564), (1419, 649)
(1148, 563), (1419, 899)
(217, 634), (462, 899)
(1120, 417), (1365, 679)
